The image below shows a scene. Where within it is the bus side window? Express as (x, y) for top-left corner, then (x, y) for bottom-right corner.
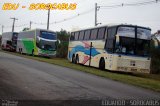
(104, 27), (108, 39)
(84, 30), (91, 40)
(79, 31), (85, 40)
(70, 32), (75, 41)
(98, 27), (105, 39)
(90, 29), (98, 40)
(105, 27), (117, 52)
(7, 40), (12, 45)
(75, 32), (79, 41)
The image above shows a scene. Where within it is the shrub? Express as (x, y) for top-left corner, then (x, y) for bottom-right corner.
(56, 29), (69, 58)
(150, 40), (160, 74)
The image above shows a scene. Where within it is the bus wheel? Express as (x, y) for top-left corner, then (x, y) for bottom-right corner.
(32, 50), (34, 56)
(99, 58), (105, 70)
(19, 48), (21, 53)
(72, 55), (75, 63)
(20, 48), (23, 54)
(76, 54), (79, 64)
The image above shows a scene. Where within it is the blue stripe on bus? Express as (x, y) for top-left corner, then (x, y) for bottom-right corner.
(69, 45), (100, 59)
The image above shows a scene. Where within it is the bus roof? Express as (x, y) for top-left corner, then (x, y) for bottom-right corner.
(71, 23), (151, 32)
(2, 32), (18, 35)
(19, 28), (56, 33)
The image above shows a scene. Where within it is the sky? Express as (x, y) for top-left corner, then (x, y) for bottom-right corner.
(0, 0), (160, 34)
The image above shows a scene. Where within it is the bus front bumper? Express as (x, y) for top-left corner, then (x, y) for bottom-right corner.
(38, 53), (56, 57)
(117, 67), (150, 73)
(115, 56), (151, 73)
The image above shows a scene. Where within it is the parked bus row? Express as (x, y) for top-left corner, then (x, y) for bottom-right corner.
(1, 24), (154, 73)
(1, 29), (57, 57)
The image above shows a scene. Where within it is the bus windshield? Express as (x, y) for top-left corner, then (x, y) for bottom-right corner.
(37, 40), (56, 51)
(115, 26), (151, 56)
(136, 39), (150, 56)
(115, 37), (150, 56)
(40, 31), (56, 40)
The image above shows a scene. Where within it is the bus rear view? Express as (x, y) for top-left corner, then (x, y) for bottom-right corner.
(1, 32), (18, 51)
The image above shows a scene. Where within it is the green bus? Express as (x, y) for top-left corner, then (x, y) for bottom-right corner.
(16, 29), (57, 57)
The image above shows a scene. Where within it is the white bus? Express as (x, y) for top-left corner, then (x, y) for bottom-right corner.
(16, 29), (57, 57)
(1, 32), (18, 51)
(68, 24), (151, 73)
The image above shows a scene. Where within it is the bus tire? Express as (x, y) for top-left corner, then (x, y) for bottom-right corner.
(32, 49), (34, 56)
(72, 54), (75, 63)
(76, 54), (79, 64)
(99, 58), (105, 70)
(20, 48), (23, 54)
(19, 48), (21, 53)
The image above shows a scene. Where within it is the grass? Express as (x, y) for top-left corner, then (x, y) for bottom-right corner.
(1, 50), (160, 92)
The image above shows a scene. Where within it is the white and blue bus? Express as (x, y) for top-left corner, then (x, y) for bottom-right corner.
(68, 24), (151, 73)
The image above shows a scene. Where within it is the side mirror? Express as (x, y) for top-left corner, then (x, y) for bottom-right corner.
(36, 36), (40, 43)
(115, 35), (120, 46)
(152, 39), (159, 48)
(115, 35), (121, 53)
(57, 39), (61, 44)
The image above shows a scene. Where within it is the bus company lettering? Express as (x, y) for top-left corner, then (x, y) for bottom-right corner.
(29, 3), (77, 10)
(2, 3), (19, 10)
(2, 3), (77, 10)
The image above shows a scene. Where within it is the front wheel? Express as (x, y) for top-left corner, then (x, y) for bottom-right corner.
(75, 55), (79, 64)
(99, 58), (105, 70)
(32, 49), (34, 56)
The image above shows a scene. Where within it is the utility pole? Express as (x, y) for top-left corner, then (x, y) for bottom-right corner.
(30, 21), (32, 29)
(95, 3), (101, 26)
(10, 17), (18, 32)
(95, 3), (97, 26)
(47, 8), (50, 30)
(2, 25), (4, 34)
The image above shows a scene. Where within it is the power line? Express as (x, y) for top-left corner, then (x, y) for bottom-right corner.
(32, 0), (160, 25)
(15, 24), (28, 27)
(100, 0), (160, 9)
(53, 8), (94, 24)
(1, 24), (28, 29)
(1, 0), (160, 29)
(33, 8), (94, 25)
(126, 0), (159, 6)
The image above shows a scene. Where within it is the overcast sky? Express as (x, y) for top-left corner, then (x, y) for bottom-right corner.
(0, 0), (159, 34)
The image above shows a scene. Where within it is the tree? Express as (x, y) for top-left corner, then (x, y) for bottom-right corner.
(56, 29), (70, 58)
(22, 28), (30, 31)
(150, 40), (160, 74)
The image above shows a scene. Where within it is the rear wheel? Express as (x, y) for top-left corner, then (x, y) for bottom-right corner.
(72, 55), (76, 63)
(19, 48), (21, 53)
(20, 48), (23, 54)
(99, 58), (105, 70)
(32, 49), (34, 56)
